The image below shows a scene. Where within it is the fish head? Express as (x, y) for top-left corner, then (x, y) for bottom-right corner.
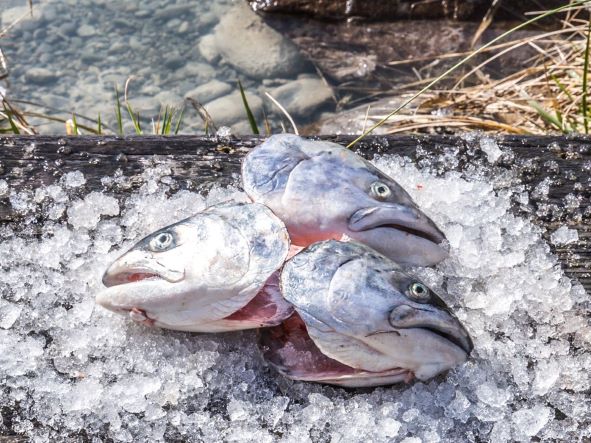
(96, 202), (290, 331)
(261, 241), (472, 387)
(242, 134), (448, 266)
(97, 216), (206, 324)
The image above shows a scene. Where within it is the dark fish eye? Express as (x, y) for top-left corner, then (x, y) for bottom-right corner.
(149, 231), (174, 252)
(409, 282), (430, 301)
(370, 181), (392, 200)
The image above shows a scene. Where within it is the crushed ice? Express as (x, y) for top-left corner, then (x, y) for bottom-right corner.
(0, 143), (589, 442)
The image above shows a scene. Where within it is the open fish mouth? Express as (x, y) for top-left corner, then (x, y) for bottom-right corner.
(102, 270), (164, 287)
(259, 313), (413, 387)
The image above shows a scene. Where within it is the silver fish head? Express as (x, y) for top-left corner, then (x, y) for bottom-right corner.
(96, 202), (291, 332)
(242, 134), (448, 267)
(260, 240), (472, 387)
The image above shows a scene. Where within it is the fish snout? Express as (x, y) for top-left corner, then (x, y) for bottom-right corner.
(348, 204), (446, 246)
(102, 250), (184, 287)
(389, 304), (473, 355)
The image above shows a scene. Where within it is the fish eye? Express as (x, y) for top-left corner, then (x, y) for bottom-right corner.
(149, 231), (174, 252)
(408, 282), (430, 301)
(370, 181), (392, 200)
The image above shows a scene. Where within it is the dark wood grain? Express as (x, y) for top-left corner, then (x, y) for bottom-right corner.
(0, 134), (589, 292)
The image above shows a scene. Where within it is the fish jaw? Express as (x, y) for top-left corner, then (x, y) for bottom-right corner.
(347, 205), (448, 267)
(101, 249), (185, 287)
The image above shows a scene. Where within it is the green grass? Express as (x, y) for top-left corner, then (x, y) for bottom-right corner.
(238, 80), (259, 135)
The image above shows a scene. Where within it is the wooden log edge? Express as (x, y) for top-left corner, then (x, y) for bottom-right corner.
(0, 134), (589, 293)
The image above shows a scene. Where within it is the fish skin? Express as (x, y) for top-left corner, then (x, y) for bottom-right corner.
(242, 134), (448, 267)
(96, 202), (291, 332)
(261, 240), (473, 387)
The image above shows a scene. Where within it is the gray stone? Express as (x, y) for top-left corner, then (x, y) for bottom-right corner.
(198, 35), (219, 64)
(204, 90), (263, 127)
(213, 2), (306, 80)
(178, 62), (215, 82)
(268, 77), (334, 119)
(25, 68), (59, 85)
(127, 96), (159, 114)
(178, 21), (189, 34)
(153, 91), (184, 107)
(1, 6), (30, 27)
(164, 54), (186, 70)
(184, 80), (232, 103)
(154, 4), (195, 20)
(77, 24), (97, 37)
(58, 22), (77, 36)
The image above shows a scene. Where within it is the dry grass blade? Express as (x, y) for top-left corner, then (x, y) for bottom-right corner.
(347, 0), (591, 147)
(264, 92), (299, 135)
(0, 48), (8, 80)
(186, 97), (218, 135)
(471, 0), (502, 48)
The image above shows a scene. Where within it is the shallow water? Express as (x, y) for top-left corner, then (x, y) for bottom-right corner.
(0, 137), (589, 442)
(1, 0), (332, 134)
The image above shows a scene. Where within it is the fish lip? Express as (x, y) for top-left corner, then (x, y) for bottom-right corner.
(388, 304), (473, 355)
(102, 270), (165, 288)
(422, 326), (474, 355)
(348, 206), (446, 246)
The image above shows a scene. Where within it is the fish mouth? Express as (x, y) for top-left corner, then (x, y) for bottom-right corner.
(389, 304), (473, 355)
(258, 313), (412, 387)
(348, 206), (446, 246)
(422, 326), (473, 355)
(101, 249), (185, 288)
(377, 222), (443, 245)
(102, 270), (164, 287)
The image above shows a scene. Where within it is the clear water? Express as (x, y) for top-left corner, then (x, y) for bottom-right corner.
(1, 0), (330, 134)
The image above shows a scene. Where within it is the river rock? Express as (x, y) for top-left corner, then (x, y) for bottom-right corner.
(198, 35), (220, 64)
(184, 80), (232, 103)
(25, 68), (59, 85)
(1, 6), (30, 27)
(204, 90), (263, 127)
(77, 24), (97, 37)
(213, 2), (306, 80)
(268, 77), (333, 119)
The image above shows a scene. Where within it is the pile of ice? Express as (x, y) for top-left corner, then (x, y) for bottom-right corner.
(0, 143), (589, 442)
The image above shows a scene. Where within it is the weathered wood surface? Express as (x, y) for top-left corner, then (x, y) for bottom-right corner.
(247, 0), (565, 21)
(0, 135), (589, 293)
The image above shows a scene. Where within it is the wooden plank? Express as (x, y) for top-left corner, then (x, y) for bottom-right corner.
(0, 134), (589, 292)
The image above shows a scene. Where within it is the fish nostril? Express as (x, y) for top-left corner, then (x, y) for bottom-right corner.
(389, 305), (416, 324)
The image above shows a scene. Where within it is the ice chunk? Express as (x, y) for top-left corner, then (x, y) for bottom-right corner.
(550, 225), (578, 245)
(512, 405), (551, 437)
(0, 300), (22, 329)
(0, 179), (9, 197)
(62, 171), (87, 188)
(67, 192), (120, 230)
(480, 137), (503, 163)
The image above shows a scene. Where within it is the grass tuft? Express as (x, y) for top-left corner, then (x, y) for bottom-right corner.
(346, 0), (591, 146)
(238, 80), (259, 135)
